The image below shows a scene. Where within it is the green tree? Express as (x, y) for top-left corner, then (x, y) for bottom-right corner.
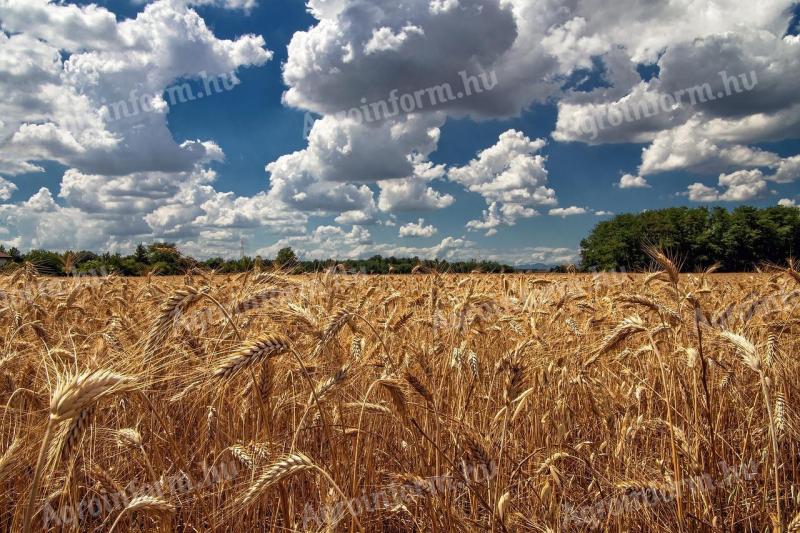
(275, 247), (298, 267)
(580, 205), (800, 272)
(146, 242), (189, 274)
(134, 243), (149, 264)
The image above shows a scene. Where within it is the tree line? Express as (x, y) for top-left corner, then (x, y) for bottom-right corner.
(4, 205), (798, 275)
(0, 242), (514, 275)
(580, 205), (800, 272)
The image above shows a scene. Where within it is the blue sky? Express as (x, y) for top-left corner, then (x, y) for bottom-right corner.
(0, 0), (799, 265)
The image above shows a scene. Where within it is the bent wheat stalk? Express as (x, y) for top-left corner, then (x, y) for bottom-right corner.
(108, 495), (175, 533)
(23, 369), (133, 533)
(237, 452), (364, 532)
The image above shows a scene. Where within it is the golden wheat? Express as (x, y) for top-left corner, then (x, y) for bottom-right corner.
(2, 266), (799, 531)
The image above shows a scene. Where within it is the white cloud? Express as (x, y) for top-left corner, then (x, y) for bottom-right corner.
(0, 0), (272, 177)
(257, 232), (474, 262)
(639, 121), (781, 176)
(0, 187), (138, 250)
(364, 25), (424, 55)
(529, 247), (578, 265)
(0, 0), (300, 255)
(3, 0), (798, 260)
(772, 155), (800, 184)
(378, 176), (454, 212)
(399, 218), (437, 238)
(541, 0), (790, 67)
(465, 202), (538, 233)
(686, 169), (769, 202)
(716, 169), (769, 201)
(549, 206), (587, 217)
(0, 0), (122, 52)
(282, 0), (541, 119)
(0, 177), (17, 201)
(594, 210), (614, 216)
(778, 198), (797, 207)
(480, 246), (579, 266)
(377, 159), (454, 212)
(277, 0), (798, 238)
(618, 174), (649, 189)
(334, 206), (378, 226)
(550, 12), (800, 187)
(449, 130), (554, 205)
(449, 130), (556, 230)
(0, 164), (306, 253)
(265, 113), (448, 221)
(686, 182), (721, 202)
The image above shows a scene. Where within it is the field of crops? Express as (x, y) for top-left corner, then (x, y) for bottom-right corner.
(1, 256), (799, 531)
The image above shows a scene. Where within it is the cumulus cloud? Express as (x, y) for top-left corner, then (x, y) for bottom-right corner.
(449, 130), (556, 230)
(0, 0), (271, 177)
(778, 198), (798, 207)
(282, 0), (526, 118)
(618, 174), (649, 189)
(0, 165), (306, 252)
(273, 0), (799, 243)
(773, 155), (800, 184)
(364, 24), (424, 55)
(0, 0), (302, 254)
(465, 202), (538, 235)
(399, 218), (437, 238)
(257, 231), (474, 262)
(334, 206), (378, 226)
(0, 187), (143, 250)
(0, 177), (17, 201)
(549, 6), (799, 192)
(376, 159), (454, 213)
(264, 113), (449, 222)
(481, 246), (579, 266)
(686, 169), (770, 202)
(450, 131), (554, 205)
(549, 206), (588, 217)
(638, 120), (781, 176)
(686, 182), (721, 202)
(529, 247), (578, 265)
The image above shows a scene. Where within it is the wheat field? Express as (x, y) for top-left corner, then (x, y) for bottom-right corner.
(1, 258), (800, 531)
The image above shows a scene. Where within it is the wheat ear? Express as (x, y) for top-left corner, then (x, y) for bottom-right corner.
(237, 453), (315, 508)
(23, 369), (133, 533)
(213, 335), (290, 379)
(108, 495), (175, 533)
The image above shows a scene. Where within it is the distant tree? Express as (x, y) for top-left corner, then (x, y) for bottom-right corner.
(203, 257), (225, 270)
(2, 243), (518, 276)
(134, 243), (149, 264)
(74, 250), (99, 265)
(275, 247), (298, 267)
(146, 242), (189, 274)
